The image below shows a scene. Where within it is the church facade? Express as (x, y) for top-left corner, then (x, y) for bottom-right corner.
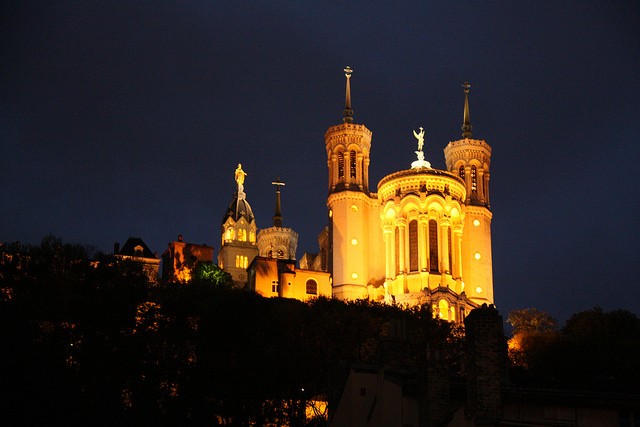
(218, 69), (495, 322)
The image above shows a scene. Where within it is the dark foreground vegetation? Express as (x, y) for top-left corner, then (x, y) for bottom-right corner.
(0, 237), (459, 425)
(1, 237), (638, 425)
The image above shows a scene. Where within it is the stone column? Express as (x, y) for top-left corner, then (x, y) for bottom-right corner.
(397, 219), (406, 274)
(440, 219), (450, 274)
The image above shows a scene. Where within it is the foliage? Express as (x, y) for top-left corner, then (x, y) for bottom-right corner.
(0, 237), (455, 426)
(507, 306), (640, 392)
(507, 307), (557, 334)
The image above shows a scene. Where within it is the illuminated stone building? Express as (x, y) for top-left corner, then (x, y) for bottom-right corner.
(161, 235), (214, 283)
(324, 69), (494, 321)
(243, 175), (332, 300)
(218, 164), (259, 287)
(114, 237), (160, 283)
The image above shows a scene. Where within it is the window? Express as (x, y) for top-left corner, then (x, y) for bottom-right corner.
(459, 165), (465, 179)
(439, 299), (449, 320)
(235, 255), (248, 269)
(225, 227), (234, 241)
(338, 151), (344, 179)
(277, 249), (284, 259)
(271, 281), (279, 293)
(349, 150), (356, 178)
(249, 230), (255, 242)
(306, 279), (317, 295)
(409, 220), (418, 272)
(471, 165), (477, 193)
(429, 220), (439, 272)
(238, 228), (246, 242)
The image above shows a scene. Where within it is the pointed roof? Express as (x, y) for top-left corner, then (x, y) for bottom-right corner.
(343, 66), (354, 123)
(271, 177), (285, 227)
(461, 81), (473, 138)
(118, 237), (156, 258)
(223, 191), (255, 224)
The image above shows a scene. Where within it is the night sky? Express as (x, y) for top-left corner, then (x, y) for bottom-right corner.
(2, 1), (639, 323)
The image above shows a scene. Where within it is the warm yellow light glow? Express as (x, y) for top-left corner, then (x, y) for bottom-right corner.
(351, 204), (358, 212)
(351, 272), (358, 279)
(473, 219), (480, 227)
(475, 286), (482, 294)
(474, 252), (481, 260)
(328, 209), (333, 218)
(351, 238), (358, 245)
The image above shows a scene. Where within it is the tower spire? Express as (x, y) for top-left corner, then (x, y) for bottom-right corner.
(461, 81), (473, 138)
(271, 177), (286, 227)
(343, 66), (354, 123)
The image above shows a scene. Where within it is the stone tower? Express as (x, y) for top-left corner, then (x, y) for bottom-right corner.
(444, 83), (494, 305)
(218, 163), (259, 287)
(257, 178), (299, 260)
(325, 67), (385, 300)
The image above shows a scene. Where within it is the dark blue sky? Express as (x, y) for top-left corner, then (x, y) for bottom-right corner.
(2, 1), (639, 323)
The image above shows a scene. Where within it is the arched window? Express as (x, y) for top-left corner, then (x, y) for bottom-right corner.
(338, 151), (345, 179)
(249, 230), (255, 243)
(409, 220), (418, 272)
(439, 299), (449, 320)
(429, 220), (439, 272)
(235, 255), (248, 269)
(226, 227), (234, 241)
(349, 150), (356, 178)
(306, 279), (317, 295)
(471, 165), (477, 193)
(459, 165), (465, 179)
(238, 228), (246, 242)
(277, 249), (284, 259)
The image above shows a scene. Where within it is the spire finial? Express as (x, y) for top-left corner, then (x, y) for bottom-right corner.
(271, 177), (286, 227)
(461, 81), (472, 138)
(343, 66), (354, 124)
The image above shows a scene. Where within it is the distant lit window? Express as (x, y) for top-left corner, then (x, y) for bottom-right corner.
(272, 281), (279, 293)
(306, 279), (317, 295)
(226, 227), (234, 241)
(471, 166), (477, 193)
(249, 230), (255, 242)
(235, 255), (248, 269)
(238, 228), (246, 242)
(350, 150), (356, 178)
(277, 249), (284, 259)
(338, 151), (345, 179)
(459, 165), (465, 179)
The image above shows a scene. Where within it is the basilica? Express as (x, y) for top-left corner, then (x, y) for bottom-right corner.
(215, 68), (494, 323)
